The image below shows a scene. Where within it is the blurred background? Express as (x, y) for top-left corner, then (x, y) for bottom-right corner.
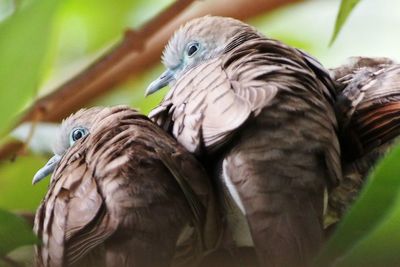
(2, 0), (400, 213)
(0, 0), (399, 265)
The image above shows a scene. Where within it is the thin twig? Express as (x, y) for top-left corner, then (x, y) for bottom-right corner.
(19, 0), (196, 124)
(0, 0), (302, 161)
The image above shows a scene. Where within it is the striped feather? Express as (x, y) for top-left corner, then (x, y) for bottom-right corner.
(34, 106), (221, 267)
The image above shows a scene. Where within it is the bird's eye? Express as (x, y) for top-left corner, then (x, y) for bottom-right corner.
(69, 127), (89, 146)
(187, 42), (199, 57)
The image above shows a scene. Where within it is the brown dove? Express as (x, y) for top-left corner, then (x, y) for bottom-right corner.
(146, 16), (342, 267)
(326, 57), (400, 226)
(33, 106), (221, 267)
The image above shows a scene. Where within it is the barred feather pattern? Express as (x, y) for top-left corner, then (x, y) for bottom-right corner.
(34, 106), (221, 267)
(150, 16), (342, 267)
(327, 57), (400, 225)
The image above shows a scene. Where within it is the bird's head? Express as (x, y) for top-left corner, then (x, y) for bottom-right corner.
(145, 16), (261, 96)
(32, 107), (110, 185)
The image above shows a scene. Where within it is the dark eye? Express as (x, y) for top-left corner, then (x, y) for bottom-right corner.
(187, 42), (199, 57)
(69, 127), (89, 146)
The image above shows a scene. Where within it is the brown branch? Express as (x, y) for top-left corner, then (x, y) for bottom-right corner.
(20, 0), (302, 123)
(19, 0), (196, 123)
(0, 141), (24, 162)
(1, 0), (302, 161)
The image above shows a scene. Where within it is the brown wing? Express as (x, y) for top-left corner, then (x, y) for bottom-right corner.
(150, 37), (341, 186)
(343, 66), (400, 156)
(35, 107), (219, 267)
(34, 142), (114, 267)
(151, 37), (341, 267)
(135, 118), (222, 265)
(327, 57), (400, 226)
(222, 45), (340, 267)
(156, 148), (221, 251)
(150, 57), (253, 154)
(330, 56), (396, 83)
(332, 57), (400, 157)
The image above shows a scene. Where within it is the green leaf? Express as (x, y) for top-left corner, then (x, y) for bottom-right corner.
(6, 245), (35, 267)
(330, 0), (361, 45)
(335, 196), (400, 267)
(315, 144), (400, 266)
(0, 0), (60, 134)
(0, 209), (38, 256)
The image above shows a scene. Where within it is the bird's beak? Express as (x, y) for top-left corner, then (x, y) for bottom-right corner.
(145, 69), (175, 96)
(32, 154), (62, 185)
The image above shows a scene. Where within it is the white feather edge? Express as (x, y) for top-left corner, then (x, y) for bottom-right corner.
(222, 159), (254, 247)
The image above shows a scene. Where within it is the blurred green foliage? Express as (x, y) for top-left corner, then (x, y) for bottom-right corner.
(0, 156), (48, 211)
(0, 209), (38, 257)
(315, 145), (400, 266)
(1, 0), (400, 266)
(0, 0), (175, 212)
(48, 0), (173, 78)
(0, 0), (60, 135)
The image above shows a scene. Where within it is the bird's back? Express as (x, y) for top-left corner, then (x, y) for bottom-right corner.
(34, 107), (220, 267)
(327, 57), (400, 225)
(151, 34), (342, 267)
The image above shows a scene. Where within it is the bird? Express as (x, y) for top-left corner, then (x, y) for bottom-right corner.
(146, 16), (342, 267)
(33, 106), (221, 267)
(326, 57), (400, 226)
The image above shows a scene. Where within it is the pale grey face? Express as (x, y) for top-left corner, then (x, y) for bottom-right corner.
(53, 123), (90, 156)
(145, 16), (257, 96)
(32, 107), (129, 185)
(32, 113), (92, 185)
(146, 34), (220, 96)
(145, 39), (209, 96)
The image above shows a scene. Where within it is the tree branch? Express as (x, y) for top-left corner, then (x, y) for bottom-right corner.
(19, 0), (196, 123)
(1, 0), (302, 161)
(20, 0), (302, 123)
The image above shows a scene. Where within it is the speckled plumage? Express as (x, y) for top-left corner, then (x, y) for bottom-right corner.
(148, 16), (342, 267)
(34, 106), (221, 267)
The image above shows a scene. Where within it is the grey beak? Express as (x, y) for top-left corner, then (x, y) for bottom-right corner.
(145, 69), (175, 96)
(32, 154), (62, 185)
